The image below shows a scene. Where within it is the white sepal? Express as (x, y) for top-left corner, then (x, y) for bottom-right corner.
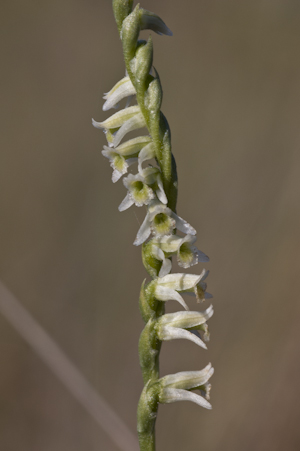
(113, 113), (146, 147)
(103, 77), (136, 111)
(158, 305), (214, 330)
(118, 192), (135, 211)
(114, 136), (152, 157)
(134, 211), (152, 246)
(160, 363), (214, 390)
(158, 273), (203, 292)
(151, 245), (172, 277)
(157, 326), (207, 349)
(161, 388), (212, 410)
(138, 143), (156, 174)
(154, 285), (189, 310)
(155, 174), (168, 204)
(92, 105), (140, 130)
(173, 213), (196, 235)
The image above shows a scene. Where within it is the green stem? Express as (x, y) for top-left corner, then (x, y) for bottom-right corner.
(113, 4), (178, 450)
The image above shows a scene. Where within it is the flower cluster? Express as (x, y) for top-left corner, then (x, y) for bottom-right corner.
(94, 1), (214, 449)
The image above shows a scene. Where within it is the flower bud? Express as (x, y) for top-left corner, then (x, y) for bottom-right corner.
(112, 0), (134, 34)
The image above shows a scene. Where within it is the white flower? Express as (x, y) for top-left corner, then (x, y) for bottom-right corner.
(140, 167), (168, 204)
(102, 148), (137, 183)
(155, 234), (209, 268)
(154, 272), (205, 310)
(119, 168), (168, 211)
(139, 8), (173, 36)
(92, 105), (146, 147)
(156, 305), (214, 349)
(119, 173), (155, 211)
(159, 363), (214, 409)
(134, 200), (196, 246)
(102, 76), (136, 111)
(185, 269), (212, 302)
(101, 136), (152, 183)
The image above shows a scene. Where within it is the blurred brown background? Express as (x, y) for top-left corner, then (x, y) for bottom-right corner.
(1, 0), (300, 450)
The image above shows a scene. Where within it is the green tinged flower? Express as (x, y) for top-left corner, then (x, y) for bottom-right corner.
(158, 363), (214, 409)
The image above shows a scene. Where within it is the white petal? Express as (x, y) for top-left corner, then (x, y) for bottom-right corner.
(162, 364), (214, 390)
(112, 168), (124, 183)
(161, 388), (212, 409)
(134, 213), (151, 246)
(158, 326), (207, 349)
(93, 106), (141, 133)
(154, 286), (189, 310)
(158, 273), (202, 291)
(158, 259), (172, 278)
(118, 192), (134, 211)
(151, 245), (172, 277)
(158, 306), (214, 329)
(172, 213), (196, 235)
(113, 113), (146, 147)
(155, 174), (168, 204)
(157, 235), (182, 253)
(103, 78), (136, 111)
(197, 249), (210, 263)
(92, 118), (102, 129)
(138, 143), (156, 175)
(117, 136), (152, 157)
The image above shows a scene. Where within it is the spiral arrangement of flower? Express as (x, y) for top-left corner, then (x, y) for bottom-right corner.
(93, 2), (214, 450)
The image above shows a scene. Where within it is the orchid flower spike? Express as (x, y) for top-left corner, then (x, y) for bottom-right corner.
(95, 2), (215, 449)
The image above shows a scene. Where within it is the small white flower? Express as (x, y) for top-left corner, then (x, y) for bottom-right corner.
(102, 147), (137, 183)
(134, 200), (196, 246)
(140, 167), (168, 204)
(155, 234), (209, 269)
(102, 76), (136, 111)
(159, 363), (214, 409)
(92, 105), (146, 147)
(154, 273), (205, 310)
(119, 173), (155, 211)
(101, 136), (152, 182)
(156, 305), (214, 349)
(186, 269), (212, 302)
(139, 8), (173, 36)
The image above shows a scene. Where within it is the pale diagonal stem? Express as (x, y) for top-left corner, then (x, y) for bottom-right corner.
(0, 281), (139, 451)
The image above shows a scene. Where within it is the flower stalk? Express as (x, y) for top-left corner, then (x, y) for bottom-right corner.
(93, 2), (214, 450)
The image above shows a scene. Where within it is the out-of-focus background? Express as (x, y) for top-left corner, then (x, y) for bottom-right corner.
(1, 0), (300, 450)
